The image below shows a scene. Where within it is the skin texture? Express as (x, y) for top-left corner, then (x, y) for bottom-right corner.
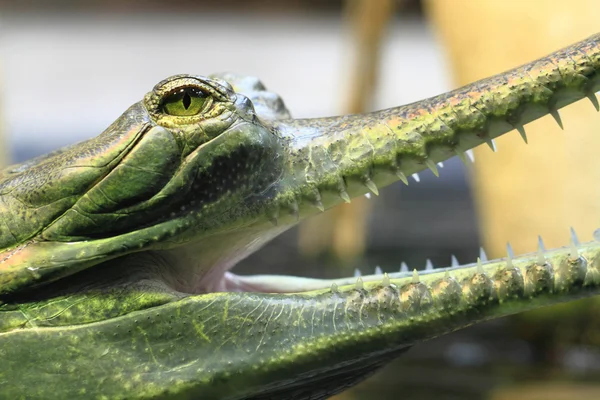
(0, 34), (600, 399)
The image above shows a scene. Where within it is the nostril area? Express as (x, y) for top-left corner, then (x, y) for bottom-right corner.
(235, 95), (257, 116)
(237, 96), (253, 108)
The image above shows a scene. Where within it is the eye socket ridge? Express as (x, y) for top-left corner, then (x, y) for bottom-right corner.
(160, 86), (212, 116)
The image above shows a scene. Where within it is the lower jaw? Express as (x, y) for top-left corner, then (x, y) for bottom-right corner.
(201, 238), (590, 296)
(210, 266), (444, 293)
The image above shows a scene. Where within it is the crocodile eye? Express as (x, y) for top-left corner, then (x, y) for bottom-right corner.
(161, 87), (210, 116)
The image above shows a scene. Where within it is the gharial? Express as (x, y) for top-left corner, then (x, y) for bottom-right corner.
(0, 33), (600, 400)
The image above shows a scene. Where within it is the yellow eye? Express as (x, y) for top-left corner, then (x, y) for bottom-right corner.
(161, 87), (209, 116)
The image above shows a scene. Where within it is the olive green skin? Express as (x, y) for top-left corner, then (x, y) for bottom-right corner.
(1, 34), (600, 400)
(0, 74), (285, 296)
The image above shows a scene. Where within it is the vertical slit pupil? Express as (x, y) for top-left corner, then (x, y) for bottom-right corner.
(182, 92), (192, 109)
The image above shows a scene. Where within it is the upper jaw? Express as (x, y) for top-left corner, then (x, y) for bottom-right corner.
(254, 34), (600, 229)
(201, 33), (600, 295)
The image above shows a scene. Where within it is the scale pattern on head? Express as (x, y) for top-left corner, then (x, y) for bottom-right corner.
(0, 74), (285, 295)
(210, 72), (292, 121)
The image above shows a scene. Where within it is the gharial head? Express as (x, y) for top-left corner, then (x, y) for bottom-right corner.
(0, 73), (290, 296)
(1, 33), (600, 400)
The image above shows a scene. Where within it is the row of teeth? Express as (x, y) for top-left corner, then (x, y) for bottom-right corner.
(353, 96), (600, 285)
(364, 153), (469, 199)
(361, 94), (600, 199)
(341, 227), (583, 291)
(268, 93), (599, 223)
(365, 149), (473, 199)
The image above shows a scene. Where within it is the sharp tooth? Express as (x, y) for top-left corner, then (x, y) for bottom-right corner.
(412, 269), (420, 283)
(587, 92), (600, 111)
(355, 277), (364, 290)
(479, 247), (488, 262)
(338, 178), (351, 203)
(374, 266), (383, 275)
(466, 149), (475, 163)
(412, 173), (420, 182)
(451, 254), (459, 267)
(485, 138), (496, 152)
(455, 150), (469, 165)
(437, 162), (444, 168)
(396, 170), (409, 185)
(364, 193), (371, 199)
(339, 189), (351, 203)
(313, 190), (325, 212)
(425, 159), (439, 177)
(354, 268), (362, 277)
(537, 235), (546, 264)
(331, 282), (339, 293)
(506, 242), (515, 268)
(476, 257), (484, 274)
(400, 262), (409, 272)
(425, 259), (434, 270)
(364, 178), (379, 196)
(550, 108), (564, 129)
(382, 273), (390, 287)
(516, 125), (528, 144)
(569, 227), (580, 260)
(570, 226), (580, 246)
(315, 200), (325, 212)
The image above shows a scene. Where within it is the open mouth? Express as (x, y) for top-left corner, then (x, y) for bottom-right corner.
(199, 145), (587, 296)
(217, 226), (583, 295)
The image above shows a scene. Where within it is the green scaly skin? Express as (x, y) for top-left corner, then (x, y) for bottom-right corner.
(1, 34), (600, 399)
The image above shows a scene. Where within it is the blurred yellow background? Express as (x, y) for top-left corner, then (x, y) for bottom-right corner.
(427, 0), (600, 257)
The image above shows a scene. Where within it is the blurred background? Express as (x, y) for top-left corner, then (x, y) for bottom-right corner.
(1, 0), (600, 399)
